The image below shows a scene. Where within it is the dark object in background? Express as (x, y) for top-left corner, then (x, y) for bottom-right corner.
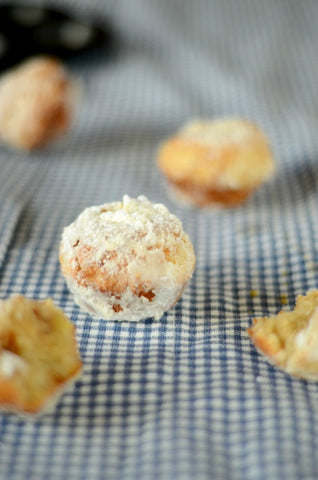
(0, 3), (115, 71)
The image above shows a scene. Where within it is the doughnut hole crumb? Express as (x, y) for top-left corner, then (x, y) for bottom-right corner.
(248, 290), (318, 381)
(157, 118), (275, 208)
(0, 295), (82, 415)
(60, 195), (196, 321)
(0, 56), (79, 151)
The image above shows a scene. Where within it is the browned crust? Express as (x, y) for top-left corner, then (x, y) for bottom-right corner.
(15, 60), (71, 150)
(168, 178), (253, 207)
(157, 120), (275, 208)
(0, 57), (75, 151)
(26, 96), (70, 150)
(59, 246), (157, 302)
(247, 322), (282, 365)
(59, 235), (185, 301)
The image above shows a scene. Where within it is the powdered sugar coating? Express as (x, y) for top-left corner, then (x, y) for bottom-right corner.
(0, 350), (28, 378)
(180, 118), (254, 149)
(0, 56), (80, 151)
(60, 195), (196, 321)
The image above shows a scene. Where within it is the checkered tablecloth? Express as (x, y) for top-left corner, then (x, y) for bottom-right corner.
(1, 1), (318, 479)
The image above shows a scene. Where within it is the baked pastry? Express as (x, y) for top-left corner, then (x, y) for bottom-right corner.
(0, 295), (82, 414)
(0, 56), (79, 151)
(248, 290), (318, 381)
(59, 195), (196, 321)
(157, 118), (275, 207)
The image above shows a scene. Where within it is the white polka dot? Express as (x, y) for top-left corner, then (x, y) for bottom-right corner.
(10, 7), (46, 26)
(59, 22), (94, 50)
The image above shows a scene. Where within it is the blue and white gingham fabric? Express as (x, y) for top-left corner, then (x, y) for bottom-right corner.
(1, 1), (318, 479)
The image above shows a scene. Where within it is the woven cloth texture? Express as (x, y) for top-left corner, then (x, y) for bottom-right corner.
(0, 1), (318, 479)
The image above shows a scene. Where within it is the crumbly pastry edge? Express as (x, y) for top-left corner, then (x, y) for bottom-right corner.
(0, 294), (83, 416)
(248, 330), (318, 382)
(0, 366), (82, 418)
(248, 291), (318, 382)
